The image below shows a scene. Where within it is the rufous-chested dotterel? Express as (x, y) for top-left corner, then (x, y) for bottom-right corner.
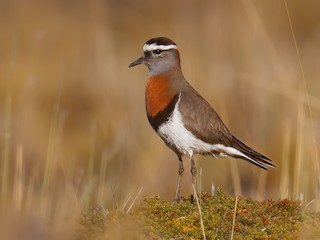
(129, 37), (275, 202)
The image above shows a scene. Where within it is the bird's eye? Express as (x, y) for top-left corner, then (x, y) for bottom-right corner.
(152, 49), (162, 55)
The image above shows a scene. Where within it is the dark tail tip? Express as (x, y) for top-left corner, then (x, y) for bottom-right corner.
(231, 136), (275, 170)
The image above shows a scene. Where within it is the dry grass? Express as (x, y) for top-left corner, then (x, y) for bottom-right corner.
(0, 0), (319, 238)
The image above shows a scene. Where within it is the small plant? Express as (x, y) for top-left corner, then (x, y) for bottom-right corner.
(76, 190), (320, 239)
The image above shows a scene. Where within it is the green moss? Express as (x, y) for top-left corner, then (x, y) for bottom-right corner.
(301, 211), (320, 239)
(75, 190), (320, 240)
(138, 191), (303, 239)
(75, 206), (108, 240)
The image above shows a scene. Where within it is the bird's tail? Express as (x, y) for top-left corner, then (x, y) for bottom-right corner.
(230, 136), (275, 170)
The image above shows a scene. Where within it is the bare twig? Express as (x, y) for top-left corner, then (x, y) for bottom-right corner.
(110, 185), (118, 210)
(284, 0), (320, 189)
(231, 196), (239, 240)
(126, 186), (143, 213)
(192, 184), (206, 240)
(122, 195), (132, 211)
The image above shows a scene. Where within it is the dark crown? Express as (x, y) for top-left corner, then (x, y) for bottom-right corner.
(145, 37), (177, 46)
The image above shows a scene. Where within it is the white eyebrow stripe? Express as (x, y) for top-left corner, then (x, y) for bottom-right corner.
(143, 43), (177, 52)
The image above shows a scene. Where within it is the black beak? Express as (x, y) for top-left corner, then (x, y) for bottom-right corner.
(129, 56), (144, 68)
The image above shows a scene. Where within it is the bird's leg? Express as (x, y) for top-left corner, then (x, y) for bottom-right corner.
(190, 156), (198, 203)
(174, 156), (184, 203)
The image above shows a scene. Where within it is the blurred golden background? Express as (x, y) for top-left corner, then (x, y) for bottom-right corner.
(0, 0), (319, 238)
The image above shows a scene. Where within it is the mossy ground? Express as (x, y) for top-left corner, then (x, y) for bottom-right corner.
(75, 190), (320, 240)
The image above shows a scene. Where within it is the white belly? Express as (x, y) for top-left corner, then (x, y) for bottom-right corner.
(157, 96), (214, 157)
(157, 95), (249, 160)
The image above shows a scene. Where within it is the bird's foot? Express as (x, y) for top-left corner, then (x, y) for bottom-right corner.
(172, 196), (181, 204)
(172, 191), (181, 204)
(191, 193), (197, 205)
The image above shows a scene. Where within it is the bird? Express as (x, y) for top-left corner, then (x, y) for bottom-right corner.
(129, 37), (275, 202)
